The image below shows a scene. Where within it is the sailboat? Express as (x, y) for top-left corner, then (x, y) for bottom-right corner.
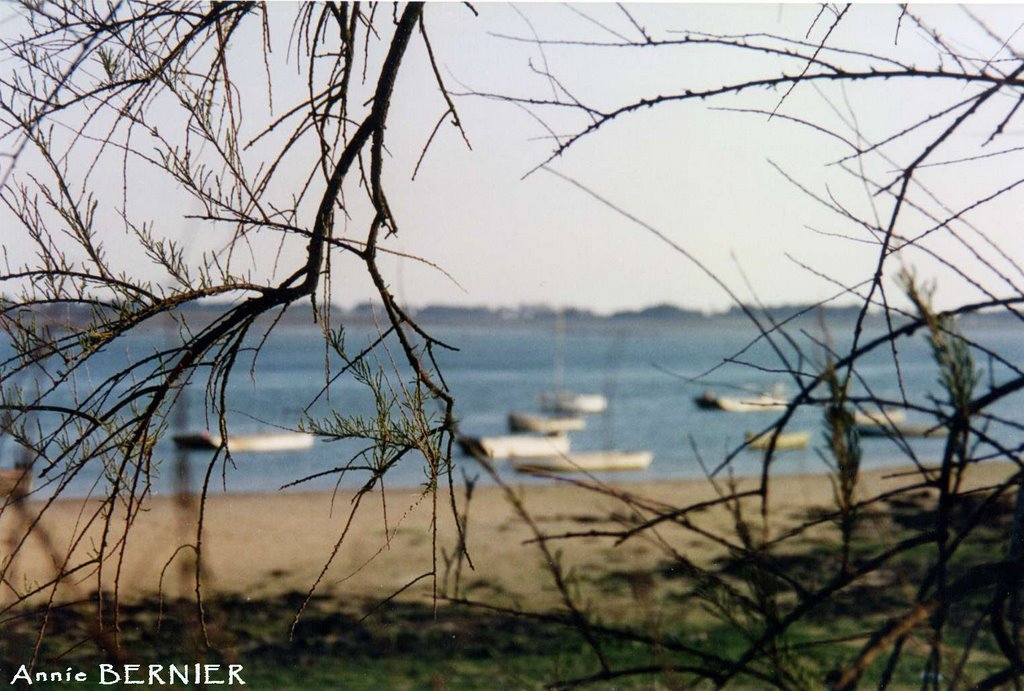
(538, 392), (608, 414)
(535, 311), (608, 414)
(510, 316), (653, 474)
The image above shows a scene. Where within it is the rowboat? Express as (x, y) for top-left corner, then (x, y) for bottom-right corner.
(508, 412), (586, 434)
(511, 450), (653, 474)
(458, 433), (571, 460)
(745, 430), (811, 450)
(173, 431), (315, 452)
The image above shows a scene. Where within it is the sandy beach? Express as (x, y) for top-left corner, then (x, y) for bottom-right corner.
(2, 461), (1017, 614)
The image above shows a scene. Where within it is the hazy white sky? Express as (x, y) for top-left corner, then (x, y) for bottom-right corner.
(4, 3), (1024, 314)
(395, 3), (1024, 314)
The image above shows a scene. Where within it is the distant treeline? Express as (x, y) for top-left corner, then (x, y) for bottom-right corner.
(269, 300), (1016, 329)
(5, 297), (1016, 332)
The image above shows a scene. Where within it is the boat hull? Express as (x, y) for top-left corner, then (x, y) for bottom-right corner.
(507, 412), (586, 434)
(745, 431), (810, 450)
(459, 434), (571, 460)
(696, 392), (787, 412)
(539, 392), (608, 414)
(512, 450), (653, 473)
(716, 396), (787, 412)
(855, 424), (947, 439)
(852, 408), (906, 426)
(173, 432), (315, 452)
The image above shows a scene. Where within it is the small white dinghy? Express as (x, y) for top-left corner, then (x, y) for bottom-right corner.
(507, 412), (586, 434)
(173, 431), (315, 452)
(511, 450), (654, 474)
(458, 433), (570, 460)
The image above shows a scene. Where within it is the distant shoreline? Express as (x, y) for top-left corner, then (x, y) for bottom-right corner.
(13, 298), (1019, 332)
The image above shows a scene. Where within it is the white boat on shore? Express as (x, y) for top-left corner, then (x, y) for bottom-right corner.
(173, 431), (315, 452)
(458, 433), (571, 460)
(539, 392), (608, 414)
(512, 450), (653, 474)
(508, 411), (586, 434)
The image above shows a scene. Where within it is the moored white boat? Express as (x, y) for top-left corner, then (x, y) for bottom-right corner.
(852, 408), (906, 426)
(696, 390), (788, 412)
(539, 392), (608, 414)
(745, 430), (811, 450)
(173, 431), (315, 452)
(458, 433), (571, 460)
(508, 412), (586, 434)
(512, 450), (653, 473)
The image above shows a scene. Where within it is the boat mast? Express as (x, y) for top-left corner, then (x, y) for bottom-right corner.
(554, 309), (565, 395)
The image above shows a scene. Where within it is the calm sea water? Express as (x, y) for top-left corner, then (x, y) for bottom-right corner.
(9, 318), (1024, 498)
